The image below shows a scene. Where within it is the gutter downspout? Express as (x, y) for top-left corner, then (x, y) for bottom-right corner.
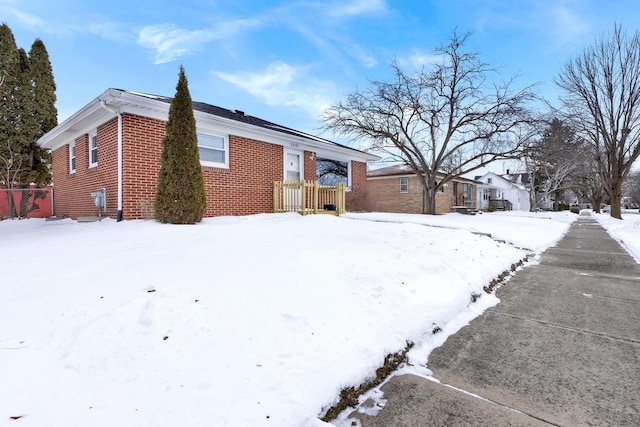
(100, 100), (123, 221)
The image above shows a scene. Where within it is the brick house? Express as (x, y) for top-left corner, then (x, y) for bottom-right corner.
(37, 89), (378, 220)
(367, 164), (479, 214)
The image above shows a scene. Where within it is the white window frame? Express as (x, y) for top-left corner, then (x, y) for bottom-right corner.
(88, 131), (98, 168)
(399, 177), (408, 193)
(69, 142), (76, 174)
(197, 132), (229, 169)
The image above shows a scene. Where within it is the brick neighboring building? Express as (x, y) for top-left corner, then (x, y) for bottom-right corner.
(367, 164), (479, 215)
(37, 89), (378, 220)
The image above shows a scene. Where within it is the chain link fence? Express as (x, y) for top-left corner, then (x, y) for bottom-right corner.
(0, 187), (53, 219)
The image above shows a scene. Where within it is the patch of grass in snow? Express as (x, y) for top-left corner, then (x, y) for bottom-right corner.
(483, 258), (527, 293)
(320, 341), (414, 422)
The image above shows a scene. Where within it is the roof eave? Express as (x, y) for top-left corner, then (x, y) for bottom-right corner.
(38, 88), (380, 162)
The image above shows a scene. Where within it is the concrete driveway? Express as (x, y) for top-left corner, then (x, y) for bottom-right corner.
(351, 214), (640, 426)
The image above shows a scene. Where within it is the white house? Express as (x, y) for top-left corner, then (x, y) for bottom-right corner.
(475, 172), (531, 211)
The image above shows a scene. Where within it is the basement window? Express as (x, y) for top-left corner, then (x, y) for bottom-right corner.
(198, 132), (228, 168)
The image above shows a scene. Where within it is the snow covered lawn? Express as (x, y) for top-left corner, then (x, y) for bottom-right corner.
(594, 210), (640, 262)
(1, 211), (575, 427)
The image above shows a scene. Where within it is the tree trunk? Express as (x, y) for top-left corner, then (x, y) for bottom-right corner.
(590, 195), (603, 213)
(4, 189), (17, 218)
(608, 176), (624, 219)
(610, 196), (623, 219)
(423, 186), (437, 215)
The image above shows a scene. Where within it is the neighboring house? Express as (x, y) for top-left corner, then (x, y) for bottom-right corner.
(366, 164), (478, 214)
(475, 171), (531, 211)
(37, 89), (378, 220)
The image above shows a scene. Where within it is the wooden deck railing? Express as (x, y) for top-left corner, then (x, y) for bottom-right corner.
(273, 180), (346, 215)
(488, 199), (513, 211)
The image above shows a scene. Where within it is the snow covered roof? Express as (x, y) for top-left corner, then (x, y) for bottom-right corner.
(367, 164), (480, 183)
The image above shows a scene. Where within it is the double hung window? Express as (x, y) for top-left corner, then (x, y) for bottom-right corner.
(89, 132), (98, 168)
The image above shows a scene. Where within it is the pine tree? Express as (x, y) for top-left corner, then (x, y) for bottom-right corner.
(0, 24), (21, 217)
(26, 39), (55, 186)
(0, 25), (56, 217)
(154, 66), (207, 224)
(29, 39), (57, 136)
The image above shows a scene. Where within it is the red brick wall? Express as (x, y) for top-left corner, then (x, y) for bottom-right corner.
(121, 114), (165, 219)
(50, 118), (120, 219)
(50, 113), (371, 219)
(201, 135), (282, 217)
(347, 161), (369, 211)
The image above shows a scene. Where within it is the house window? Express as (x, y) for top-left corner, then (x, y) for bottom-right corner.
(316, 157), (349, 187)
(399, 177), (409, 193)
(69, 142), (76, 173)
(487, 177), (492, 184)
(198, 133), (228, 168)
(89, 132), (98, 168)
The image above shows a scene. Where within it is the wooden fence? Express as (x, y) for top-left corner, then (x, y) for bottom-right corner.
(273, 180), (346, 215)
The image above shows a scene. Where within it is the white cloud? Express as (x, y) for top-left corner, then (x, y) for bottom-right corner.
(0, 5), (75, 35)
(344, 41), (377, 68)
(138, 19), (261, 64)
(214, 61), (335, 117)
(549, 4), (590, 48)
(398, 49), (442, 70)
(328, 0), (388, 18)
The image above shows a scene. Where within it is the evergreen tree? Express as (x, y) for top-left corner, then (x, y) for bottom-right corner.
(154, 66), (206, 224)
(0, 24), (21, 216)
(0, 24), (56, 217)
(29, 39), (57, 135)
(26, 39), (55, 186)
(0, 23), (20, 174)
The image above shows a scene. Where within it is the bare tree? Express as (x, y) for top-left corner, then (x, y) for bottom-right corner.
(556, 25), (640, 219)
(322, 31), (536, 214)
(527, 118), (585, 210)
(0, 140), (24, 218)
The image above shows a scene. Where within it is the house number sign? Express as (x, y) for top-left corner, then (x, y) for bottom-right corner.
(290, 142), (299, 148)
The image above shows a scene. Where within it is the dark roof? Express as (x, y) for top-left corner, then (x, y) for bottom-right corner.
(367, 164), (415, 177)
(121, 89), (365, 155)
(367, 164), (480, 183)
(502, 172), (531, 185)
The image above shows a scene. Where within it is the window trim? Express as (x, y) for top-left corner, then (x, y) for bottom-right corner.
(399, 177), (409, 193)
(197, 132), (229, 169)
(88, 131), (98, 168)
(69, 142), (76, 174)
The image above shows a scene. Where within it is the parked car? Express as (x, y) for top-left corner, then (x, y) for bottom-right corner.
(569, 204), (580, 213)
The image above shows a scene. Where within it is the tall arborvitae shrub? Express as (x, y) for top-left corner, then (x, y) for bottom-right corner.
(154, 66), (207, 224)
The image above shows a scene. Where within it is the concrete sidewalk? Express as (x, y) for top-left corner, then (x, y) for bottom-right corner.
(351, 214), (640, 426)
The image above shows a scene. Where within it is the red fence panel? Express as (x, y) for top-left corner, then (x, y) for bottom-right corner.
(0, 186), (53, 219)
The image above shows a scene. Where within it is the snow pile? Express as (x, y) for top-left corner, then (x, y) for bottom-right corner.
(0, 212), (573, 426)
(594, 210), (640, 262)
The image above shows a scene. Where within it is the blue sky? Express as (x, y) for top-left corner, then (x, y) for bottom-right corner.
(3, 0), (640, 143)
